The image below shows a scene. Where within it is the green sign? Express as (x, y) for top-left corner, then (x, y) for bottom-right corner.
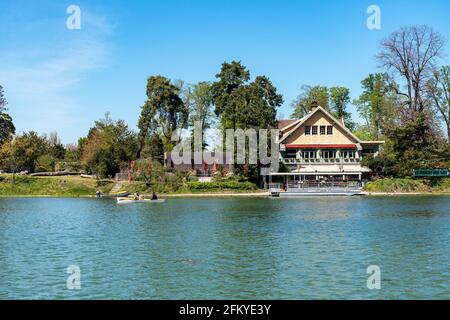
(412, 169), (449, 177)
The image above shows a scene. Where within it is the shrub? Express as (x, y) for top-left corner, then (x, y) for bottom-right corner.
(187, 180), (257, 191)
(35, 155), (56, 172)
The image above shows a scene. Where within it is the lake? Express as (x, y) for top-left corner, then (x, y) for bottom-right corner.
(0, 196), (449, 299)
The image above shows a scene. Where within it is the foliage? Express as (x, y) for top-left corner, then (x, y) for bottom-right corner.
(291, 85), (355, 130)
(291, 85), (330, 118)
(0, 85), (15, 144)
(364, 178), (430, 193)
(80, 113), (138, 178)
(35, 154), (57, 172)
(211, 61), (283, 182)
(187, 81), (215, 149)
(185, 180), (257, 191)
(137, 75), (188, 156)
(353, 73), (398, 139)
(426, 65), (450, 140)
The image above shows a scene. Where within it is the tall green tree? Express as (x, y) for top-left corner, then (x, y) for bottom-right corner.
(187, 81), (215, 149)
(211, 61), (250, 130)
(137, 75), (188, 157)
(212, 62), (283, 181)
(353, 73), (398, 138)
(427, 66), (450, 141)
(291, 85), (329, 118)
(329, 86), (355, 130)
(0, 85), (15, 144)
(81, 113), (138, 178)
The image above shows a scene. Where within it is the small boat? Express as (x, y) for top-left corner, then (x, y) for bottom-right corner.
(116, 197), (166, 204)
(100, 191), (130, 198)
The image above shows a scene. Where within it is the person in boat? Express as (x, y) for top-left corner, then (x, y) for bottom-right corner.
(151, 192), (158, 200)
(95, 190), (102, 198)
(134, 192), (142, 200)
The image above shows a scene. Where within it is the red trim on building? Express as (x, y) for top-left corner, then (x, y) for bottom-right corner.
(285, 144), (357, 149)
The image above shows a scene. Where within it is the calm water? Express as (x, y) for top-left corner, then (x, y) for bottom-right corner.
(0, 196), (449, 299)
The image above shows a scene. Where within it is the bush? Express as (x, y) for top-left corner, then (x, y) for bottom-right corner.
(187, 180), (257, 191)
(364, 178), (429, 192)
(35, 155), (56, 172)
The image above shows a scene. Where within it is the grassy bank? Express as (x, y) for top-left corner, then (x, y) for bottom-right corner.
(364, 177), (450, 193)
(0, 174), (259, 197)
(0, 175), (115, 197)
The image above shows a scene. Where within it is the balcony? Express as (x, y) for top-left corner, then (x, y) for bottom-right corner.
(282, 158), (360, 165)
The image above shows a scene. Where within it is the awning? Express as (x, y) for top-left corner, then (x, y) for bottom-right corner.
(285, 144), (357, 149)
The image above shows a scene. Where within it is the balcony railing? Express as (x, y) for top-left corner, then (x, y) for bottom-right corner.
(267, 181), (362, 193)
(282, 158), (360, 165)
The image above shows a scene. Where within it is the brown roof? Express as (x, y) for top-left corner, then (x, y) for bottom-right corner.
(278, 120), (298, 130)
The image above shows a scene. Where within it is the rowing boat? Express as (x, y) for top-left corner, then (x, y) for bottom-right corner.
(116, 197), (166, 204)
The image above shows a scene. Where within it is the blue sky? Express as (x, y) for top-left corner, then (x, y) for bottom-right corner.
(1, 0), (450, 143)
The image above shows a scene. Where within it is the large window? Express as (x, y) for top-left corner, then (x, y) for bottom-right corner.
(305, 126), (311, 135)
(311, 126), (318, 135)
(327, 126), (333, 135)
(320, 126), (326, 135)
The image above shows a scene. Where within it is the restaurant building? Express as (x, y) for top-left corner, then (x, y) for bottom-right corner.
(269, 104), (384, 195)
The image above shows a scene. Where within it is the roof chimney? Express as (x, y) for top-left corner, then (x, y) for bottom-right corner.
(310, 101), (319, 111)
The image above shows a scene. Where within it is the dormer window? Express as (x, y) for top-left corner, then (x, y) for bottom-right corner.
(320, 126), (326, 135)
(305, 126), (311, 135)
(312, 126), (318, 135)
(327, 126), (333, 135)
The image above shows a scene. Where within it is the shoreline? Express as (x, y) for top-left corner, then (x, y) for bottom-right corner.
(1, 191), (450, 198)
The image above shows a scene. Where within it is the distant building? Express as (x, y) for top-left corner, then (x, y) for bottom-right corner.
(165, 152), (233, 177)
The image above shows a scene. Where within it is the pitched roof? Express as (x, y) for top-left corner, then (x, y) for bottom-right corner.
(278, 120), (299, 130)
(279, 106), (384, 145)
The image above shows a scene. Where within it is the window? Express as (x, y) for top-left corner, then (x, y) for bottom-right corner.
(322, 150), (337, 159)
(320, 126), (326, 135)
(312, 126), (318, 135)
(302, 151), (317, 159)
(341, 150), (355, 159)
(305, 126), (311, 135)
(327, 126), (333, 135)
(284, 150), (297, 159)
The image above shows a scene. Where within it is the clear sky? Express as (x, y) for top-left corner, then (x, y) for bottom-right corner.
(1, 0), (450, 143)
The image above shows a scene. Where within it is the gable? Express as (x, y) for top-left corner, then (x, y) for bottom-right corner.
(281, 108), (359, 146)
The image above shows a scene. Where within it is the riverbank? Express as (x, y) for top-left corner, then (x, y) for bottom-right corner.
(1, 175), (449, 197)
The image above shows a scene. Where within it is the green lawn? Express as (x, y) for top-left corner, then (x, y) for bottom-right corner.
(0, 175), (115, 197)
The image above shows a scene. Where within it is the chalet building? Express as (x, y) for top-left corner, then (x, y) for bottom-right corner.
(269, 104), (384, 195)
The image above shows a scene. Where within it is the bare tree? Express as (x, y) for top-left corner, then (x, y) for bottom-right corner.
(377, 26), (446, 113)
(427, 66), (450, 141)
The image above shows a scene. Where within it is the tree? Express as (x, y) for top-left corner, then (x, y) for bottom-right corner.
(9, 131), (49, 172)
(188, 81), (215, 149)
(353, 73), (398, 138)
(377, 25), (446, 113)
(137, 75), (188, 157)
(427, 66), (450, 141)
(290, 85), (355, 130)
(211, 61), (250, 130)
(329, 86), (355, 130)
(212, 62), (283, 181)
(0, 85), (15, 144)
(291, 85), (329, 118)
(81, 113), (138, 178)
